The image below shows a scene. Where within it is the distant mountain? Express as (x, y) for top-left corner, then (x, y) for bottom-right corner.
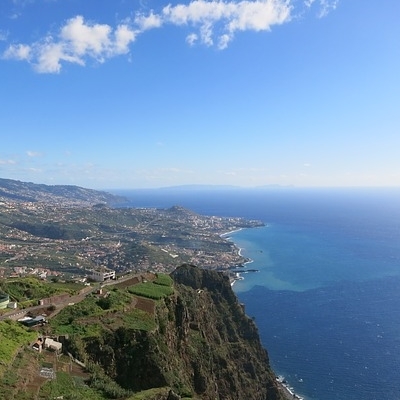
(156, 184), (241, 190)
(0, 178), (126, 206)
(155, 184), (295, 190)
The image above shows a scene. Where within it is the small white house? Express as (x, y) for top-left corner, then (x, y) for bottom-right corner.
(44, 338), (62, 353)
(91, 268), (116, 282)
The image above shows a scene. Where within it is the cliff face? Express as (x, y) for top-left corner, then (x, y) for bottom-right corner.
(77, 265), (283, 400)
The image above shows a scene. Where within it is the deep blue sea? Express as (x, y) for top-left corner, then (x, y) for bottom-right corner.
(111, 187), (400, 400)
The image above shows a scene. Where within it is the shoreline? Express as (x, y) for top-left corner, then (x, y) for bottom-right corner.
(225, 231), (306, 400)
(220, 228), (255, 286)
(221, 227), (243, 237)
(276, 376), (305, 400)
(230, 245), (255, 286)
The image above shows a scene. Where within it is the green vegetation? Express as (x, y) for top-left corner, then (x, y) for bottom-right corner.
(86, 366), (133, 399)
(0, 265), (284, 400)
(0, 277), (84, 303)
(153, 273), (173, 287)
(0, 348), (38, 400)
(50, 284), (159, 336)
(39, 371), (105, 400)
(0, 320), (36, 376)
(50, 296), (105, 336)
(128, 282), (173, 300)
(97, 289), (132, 311)
(127, 279), (174, 300)
(125, 387), (192, 400)
(121, 309), (157, 331)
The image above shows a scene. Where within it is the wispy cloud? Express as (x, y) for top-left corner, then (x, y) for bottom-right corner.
(26, 150), (43, 157)
(2, 0), (339, 73)
(318, 0), (339, 18)
(304, 0), (339, 18)
(0, 31), (8, 41)
(0, 159), (17, 165)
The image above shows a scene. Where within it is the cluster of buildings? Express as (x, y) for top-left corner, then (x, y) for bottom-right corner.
(9, 266), (62, 279)
(32, 336), (62, 353)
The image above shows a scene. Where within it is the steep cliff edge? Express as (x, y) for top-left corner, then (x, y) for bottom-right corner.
(67, 264), (284, 399)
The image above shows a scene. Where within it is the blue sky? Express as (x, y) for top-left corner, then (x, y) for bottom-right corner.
(1, 0), (399, 189)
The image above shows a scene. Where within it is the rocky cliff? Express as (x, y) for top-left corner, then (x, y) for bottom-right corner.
(68, 264), (284, 400)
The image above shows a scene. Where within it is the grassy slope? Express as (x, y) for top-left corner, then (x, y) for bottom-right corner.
(0, 274), (174, 399)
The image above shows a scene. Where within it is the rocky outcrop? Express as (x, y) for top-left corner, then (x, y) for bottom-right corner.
(73, 264), (284, 399)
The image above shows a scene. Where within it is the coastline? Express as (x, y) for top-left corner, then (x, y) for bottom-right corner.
(226, 230), (306, 400)
(221, 227), (243, 237)
(228, 248), (254, 286)
(276, 376), (305, 400)
(220, 228), (250, 286)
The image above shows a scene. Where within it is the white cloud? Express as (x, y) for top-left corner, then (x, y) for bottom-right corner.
(35, 41), (81, 73)
(186, 32), (198, 45)
(60, 16), (112, 58)
(199, 21), (214, 46)
(160, 0), (292, 48)
(2, 0), (340, 73)
(3, 43), (31, 60)
(114, 25), (136, 54)
(134, 11), (163, 31)
(3, 15), (137, 73)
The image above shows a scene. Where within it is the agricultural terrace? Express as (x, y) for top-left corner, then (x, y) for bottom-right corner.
(49, 274), (174, 336)
(127, 274), (174, 300)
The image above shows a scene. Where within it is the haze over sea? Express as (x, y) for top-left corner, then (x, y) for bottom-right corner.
(113, 187), (400, 400)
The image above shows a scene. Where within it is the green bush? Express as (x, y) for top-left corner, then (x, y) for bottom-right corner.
(88, 369), (132, 399)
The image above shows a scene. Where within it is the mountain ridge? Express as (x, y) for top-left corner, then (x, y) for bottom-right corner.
(0, 178), (126, 206)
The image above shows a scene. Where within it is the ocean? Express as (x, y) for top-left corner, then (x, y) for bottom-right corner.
(111, 187), (400, 400)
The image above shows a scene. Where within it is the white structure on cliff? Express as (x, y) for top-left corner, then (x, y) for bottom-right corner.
(90, 268), (116, 282)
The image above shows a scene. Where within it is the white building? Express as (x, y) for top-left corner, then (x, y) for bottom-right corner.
(44, 338), (62, 353)
(91, 268), (116, 282)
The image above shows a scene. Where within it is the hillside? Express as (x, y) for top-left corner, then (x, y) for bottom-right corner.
(0, 180), (263, 276)
(0, 265), (285, 400)
(0, 178), (125, 206)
